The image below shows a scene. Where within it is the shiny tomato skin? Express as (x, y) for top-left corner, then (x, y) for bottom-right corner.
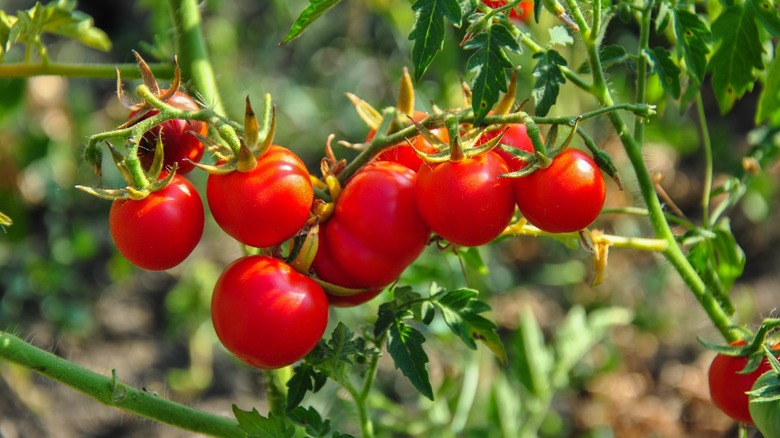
(211, 255), (328, 369)
(371, 112), (449, 172)
(514, 148), (605, 233)
(709, 340), (779, 424)
(415, 151), (515, 247)
(132, 91), (207, 174)
(477, 123), (534, 171)
(311, 233), (384, 307)
(312, 162), (429, 302)
(109, 174), (204, 271)
(206, 145), (314, 248)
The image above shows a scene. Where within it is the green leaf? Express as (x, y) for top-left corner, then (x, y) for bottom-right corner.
(464, 23), (520, 123)
(531, 49), (567, 117)
(749, 0), (780, 37)
(548, 26), (573, 46)
(323, 322), (363, 366)
(433, 288), (507, 362)
(757, 53), (780, 125)
(458, 246), (489, 275)
(553, 306), (633, 387)
(387, 321), (433, 400)
(645, 47), (681, 99)
(673, 8), (711, 85)
(47, 10), (111, 51)
(286, 363), (326, 410)
(711, 219), (746, 292)
(708, 4), (764, 113)
(281, 0), (343, 44)
(512, 307), (551, 397)
(232, 406), (296, 438)
(409, 0), (464, 82)
(288, 406), (331, 437)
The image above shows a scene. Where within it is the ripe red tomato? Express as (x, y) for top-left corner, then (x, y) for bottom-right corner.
(311, 234), (384, 307)
(415, 151), (515, 247)
(131, 91), (207, 174)
(489, 0), (534, 22)
(371, 112), (449, 172)
(709, 341), (780, 424)
(109, 173), (204, 270)
(211, 255), (328, 369)
(477, 123), (534, 171)
(513, 148), (605, 233)
(206, 145), (314, 248)
(482, 0), (534, 23)
(312, 162), (430, 305)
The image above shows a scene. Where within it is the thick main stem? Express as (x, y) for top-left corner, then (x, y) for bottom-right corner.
(0, 332), (244, 438)
(168, 0), (225, 115)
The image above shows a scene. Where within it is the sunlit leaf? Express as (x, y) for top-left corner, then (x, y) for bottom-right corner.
(434, 288), (507, 362)
(749, 0), (780, 37)
(646, 47), (681, 99)
(532, 49), (567, 117)
(409, 0), (464, 82)
(281, 0), (343, 44)
(709, 3), (764, 113)
(756, 54), (780, 125)
(232, 407), (296, 438)
(464, 22), (520, 123)
(673, 8), (711, 84)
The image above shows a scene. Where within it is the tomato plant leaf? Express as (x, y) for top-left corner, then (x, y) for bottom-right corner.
(281, 0), (343, 44)
(387, 321), (433, 400)
(708, 3), (764, 113)
(286, 363), (326, 410)
(548, 26), (573, 47)
(512, 307), (551, 397)
(672, 8), (711, 85)
(464, 23), (520, 123)
(757, 54), (780, 125)
(433, 288), (507, 362)
(232, 406), (296, 438)
(645, 47), (681, 99)
(749, 0), (780, 37)
(288, 406), (332, 437)
(323, 322), (364, 366)
(710, 219), (746, 292)
(531, 49), (567, 117)
(409, 0), (464, 82)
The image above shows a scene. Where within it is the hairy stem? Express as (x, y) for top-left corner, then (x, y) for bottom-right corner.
(168, 0), (224, 115)
(0, 332), (243, 438)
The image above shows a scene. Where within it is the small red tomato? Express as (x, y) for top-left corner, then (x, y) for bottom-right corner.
(206, 145), (314, 248)
(311, 235), (384, 307)
(477, 123), (534, 171)
(513, 148), (605, 233)
(109, 174), (204, 270)
(312, 162), (430, 305)
(211, 255), (329, 369)
(482, 0), (534, 23)
(371, 112), (449, 172)
(131, 91), (207, 174)
(416, 151), (515, 247)
(709, 340), (780, 424)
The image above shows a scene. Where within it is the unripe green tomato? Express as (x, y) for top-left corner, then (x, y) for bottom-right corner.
(749, 371), (780, 438)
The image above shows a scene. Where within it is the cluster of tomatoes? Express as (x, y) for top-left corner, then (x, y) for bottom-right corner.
(106, 84), (608, 371)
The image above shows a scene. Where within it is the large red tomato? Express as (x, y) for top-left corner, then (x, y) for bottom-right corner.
(312, 162), (430, 305)
(211, 255), (329, 370)
(109, 173), (204, 270)
(709, 340), (779, 424)
(132, 91), (207, 174)
(513, 148), (605, 233)
(415, 151), (515, 247)
(206, 145), (314, 248)
(477, 123), (534, 171)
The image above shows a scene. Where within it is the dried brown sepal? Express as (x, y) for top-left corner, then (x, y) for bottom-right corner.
(397, 67), (415, 117)
(311, 200), (335, 224)
(587, 229), (610, 287)
(346, 92), (383, 131)
(494, 67), (520, 115)
(132, 50), (161, 95)
(290, 222), (319, 274)
(320, 135), (347, 177)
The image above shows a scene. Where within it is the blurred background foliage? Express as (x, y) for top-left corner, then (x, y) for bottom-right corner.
(0, 0), (779, 437)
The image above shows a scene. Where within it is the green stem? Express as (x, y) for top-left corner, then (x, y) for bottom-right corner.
(263, 368), (290, 415)
(168, 0), (225, 115)
(579, 14), (738, 341)
(340, 373), (374, 438)
(0, 332), (243, 438)
(0, 62), (175, 78)
(633, 1), (653, 145)
(696, 94), (714, 228)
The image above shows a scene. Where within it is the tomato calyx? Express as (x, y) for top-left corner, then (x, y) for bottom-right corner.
(702, 336), (780, 374)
